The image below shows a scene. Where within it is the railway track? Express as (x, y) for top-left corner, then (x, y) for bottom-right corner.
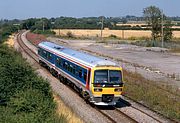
(122, 96), (179, 123)
(16, 32), (119, 123)
(98, 107), (138, 123)
(115, 100), (163, 123)
(16, 31), (176, 123)
(17, 32), (38, 62)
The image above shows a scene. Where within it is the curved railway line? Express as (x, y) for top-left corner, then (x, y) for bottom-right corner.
(16, 31), (177, 123)
(16, 31), (131, 123)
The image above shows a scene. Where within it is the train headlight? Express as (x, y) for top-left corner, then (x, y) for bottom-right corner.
(114, 88), (122, 92)
(94, 88), (103, 92)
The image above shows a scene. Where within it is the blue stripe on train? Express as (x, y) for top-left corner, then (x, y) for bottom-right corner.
(38, 47), (87, 85)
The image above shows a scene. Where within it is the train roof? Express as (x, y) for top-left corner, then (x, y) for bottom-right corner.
(38, 41), (119, 68)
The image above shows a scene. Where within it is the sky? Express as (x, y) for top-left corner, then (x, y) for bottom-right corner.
(0, 0), (178, 19)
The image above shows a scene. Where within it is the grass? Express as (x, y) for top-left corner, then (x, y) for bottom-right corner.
(131, 40), (180, 52)
(170, 48), (180, 53)
(53, 94), (83, 123)
(123, 70), (180, 121)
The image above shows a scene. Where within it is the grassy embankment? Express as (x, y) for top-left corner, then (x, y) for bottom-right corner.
(0, 44), (68, 123)
(123, 70), (180, 121)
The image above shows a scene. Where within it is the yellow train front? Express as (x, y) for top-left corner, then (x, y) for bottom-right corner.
(38, 42), (124, 106)
(89, 66), (123, 105)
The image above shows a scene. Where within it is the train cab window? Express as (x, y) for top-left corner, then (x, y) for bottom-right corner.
(109, 70), (122, 83)
(83, 72), (87, 81)
(94, 70), (108, 83)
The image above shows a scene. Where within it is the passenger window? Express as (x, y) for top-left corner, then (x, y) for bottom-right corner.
(63, 62), (66, 69)
(72, 66), (75, 75)
(69, 65), (73, 73)
(38, 49), (41, 55)
(43, 51), (47, 58)
(83, 72), (87, 81)
(79, 69), (82, 78)
(65, 62), (68, 70)
(56, 58), (61, 66)
(47, 53), (52, 60)
(67, 64), (70, 71)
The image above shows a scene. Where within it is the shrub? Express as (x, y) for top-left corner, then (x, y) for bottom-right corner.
(66, 31), (74, 38)
(0, 45), (67, 123)
(108, 34), (117, 38)
(128, 36), (136, 40)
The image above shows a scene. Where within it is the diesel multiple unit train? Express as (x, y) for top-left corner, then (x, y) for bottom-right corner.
(38, 41), (124, 105)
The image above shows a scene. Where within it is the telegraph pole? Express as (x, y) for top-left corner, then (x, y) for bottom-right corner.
(161, 10), (164, 48)
(42, 21), (45, 32)
(122, 30), (124, 39)
(100, 16), (104, 40)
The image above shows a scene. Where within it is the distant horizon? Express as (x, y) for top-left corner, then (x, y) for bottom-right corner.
(1, 15), (180, 21)
(0, 0), (178, 20)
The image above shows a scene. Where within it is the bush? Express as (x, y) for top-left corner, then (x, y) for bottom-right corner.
(66, 31), (74, 38)
(0, 25), (18, 43)
(108, 34), (117, 38)
(128, 36), (136, 40)
(0, 45), (67, 123)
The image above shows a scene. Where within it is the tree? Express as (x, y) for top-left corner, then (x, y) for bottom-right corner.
(143, 6), (162, 41)
(21, 18), (36, 30)
(163, 20), (173, 41)
(143, 6), (173, 43)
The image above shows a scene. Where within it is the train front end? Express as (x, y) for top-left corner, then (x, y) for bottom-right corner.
(90, 66), (124, 105)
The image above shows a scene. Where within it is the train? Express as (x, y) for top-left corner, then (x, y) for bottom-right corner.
(38, 41), (124, 105)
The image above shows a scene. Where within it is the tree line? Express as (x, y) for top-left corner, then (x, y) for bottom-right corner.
(0, 5), (177, 42)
